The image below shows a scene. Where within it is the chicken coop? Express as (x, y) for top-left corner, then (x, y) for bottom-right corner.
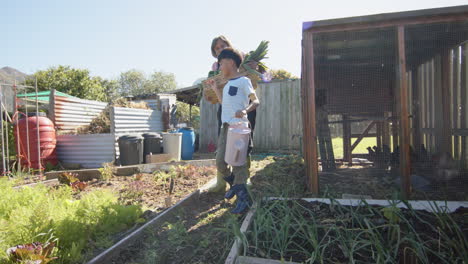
(301, 5), (468, 200)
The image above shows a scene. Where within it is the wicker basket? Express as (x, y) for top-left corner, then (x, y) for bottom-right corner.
(202, 66), (260, 104)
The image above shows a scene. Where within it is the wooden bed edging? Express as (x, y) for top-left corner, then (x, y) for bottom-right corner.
(86, 176), (217, 264)
(266, 197), (468, 213)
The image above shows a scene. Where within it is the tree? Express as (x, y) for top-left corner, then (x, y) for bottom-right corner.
(24, 65), (107, 101)
(118, 69), (146, 96)
(118, 69), (177, 96)
(175, 101), (200, 130)
(98, 78), (120, 102)
(146, 71), (177, 93)
(270, 69), (298, 80)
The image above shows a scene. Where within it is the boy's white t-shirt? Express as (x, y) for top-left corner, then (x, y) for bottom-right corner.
(221, 76), (255, 125)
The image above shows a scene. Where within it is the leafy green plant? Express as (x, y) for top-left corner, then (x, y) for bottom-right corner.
(2, 120), (16, 159)
(381, 204), (401, 224)
(98, 162), (114, 181)
(246, 198), (467, 263)
(7, 242), (57, 263)
(58, 172), (79, 185)
(165, 221), (189, 246)
(0, 178), (142, 263)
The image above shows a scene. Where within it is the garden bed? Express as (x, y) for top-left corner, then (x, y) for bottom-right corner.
(102, 191), (242, 264)
(0, 163), (216, 264)
(228, 198), (468, 263)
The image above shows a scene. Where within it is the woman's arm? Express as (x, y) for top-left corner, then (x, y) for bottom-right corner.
(206, 79), (222, 103)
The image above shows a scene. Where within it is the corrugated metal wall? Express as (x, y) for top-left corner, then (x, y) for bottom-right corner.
(51, 95), (107, 132)
(56, 134), (115, 168)
(198, 79), (303, 152)
(111, 106), (163, 157)
(133, 99), (160, 110)
(51, 94), (164, 167)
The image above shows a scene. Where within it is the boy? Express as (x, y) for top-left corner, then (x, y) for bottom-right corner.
(206, 48), (260, 214)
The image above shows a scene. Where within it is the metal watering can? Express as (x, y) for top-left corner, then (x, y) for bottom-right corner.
(225, 123), (251, 166)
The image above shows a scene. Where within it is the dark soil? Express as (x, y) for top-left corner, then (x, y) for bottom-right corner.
(80, 165), (215, 213)
(107, 192), (243, 264)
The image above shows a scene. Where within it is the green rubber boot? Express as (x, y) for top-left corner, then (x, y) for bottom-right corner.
(208, 172), (227, 193)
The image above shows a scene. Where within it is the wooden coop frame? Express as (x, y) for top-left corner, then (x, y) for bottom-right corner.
(301, 5), (468, 198)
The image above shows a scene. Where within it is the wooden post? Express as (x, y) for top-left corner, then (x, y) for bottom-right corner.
(461, 44), (467, 164)
(376, 121), (383, 150)
(452, 48), (460, 159)
(343, 115), (352, 165)
(392, 113), (399, 152)
(397, 26), (411, 198)
(441, 50), (453, 155)
(411, 70), (421, 148)
(383, 112), (391, 147)
(317, 108), (328, 170)
(351, 121), (376, 152)
(301, 31), (319, 195)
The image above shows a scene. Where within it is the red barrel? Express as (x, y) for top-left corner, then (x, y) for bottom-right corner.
(14, 113), (58, 170)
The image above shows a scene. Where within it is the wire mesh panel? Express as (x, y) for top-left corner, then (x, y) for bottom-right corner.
(312, 27), (400, 199)
(309, 20), (468, 201)
(405, 21), (468, 200)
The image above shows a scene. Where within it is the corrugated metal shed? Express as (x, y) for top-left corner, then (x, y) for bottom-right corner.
(17, 90), (76, 103)
(133, 99), (159, 110)
(51, 95), (107, 132)
(111, 106), (164, 157)
(56, 134), (115, 168)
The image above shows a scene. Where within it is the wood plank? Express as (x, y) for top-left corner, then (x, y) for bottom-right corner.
(461, 44), (468, 163)
(382, 112), (391, 147)
(376, 121), (383, 149)
(441, 51), (453, 154)
(301, 42), (311, 186)
(421, 64), (427, 148)
(452, 48), (460, 159)
(350, 121), (376, 152)
(397, 25), (411, 198)
(411, 70), (422, 147)
(225, 206), (257, 264)
(453, 129), (468, 136)
(302, 31), (319, 194)
(236, 256), (301, 264)
(343, 115), (352, 164)
(351, 133), (378, 138)
(306, 12), (468, 33)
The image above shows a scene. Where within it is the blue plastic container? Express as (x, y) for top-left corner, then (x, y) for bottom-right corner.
(178, 127), (195, 160)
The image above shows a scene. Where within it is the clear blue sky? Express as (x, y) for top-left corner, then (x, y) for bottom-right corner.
(2, 0), (467, 87)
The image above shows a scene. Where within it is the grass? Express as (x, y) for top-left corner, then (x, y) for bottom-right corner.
(331, 137), (377, 159)
(0, 178), (142, 263)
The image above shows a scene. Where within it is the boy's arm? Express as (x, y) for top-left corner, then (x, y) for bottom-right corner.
(235, 93), (260, 118)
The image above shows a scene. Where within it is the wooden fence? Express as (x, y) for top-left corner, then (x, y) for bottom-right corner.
(410, 42), (468, 161)
(199, 79), (302, 153)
